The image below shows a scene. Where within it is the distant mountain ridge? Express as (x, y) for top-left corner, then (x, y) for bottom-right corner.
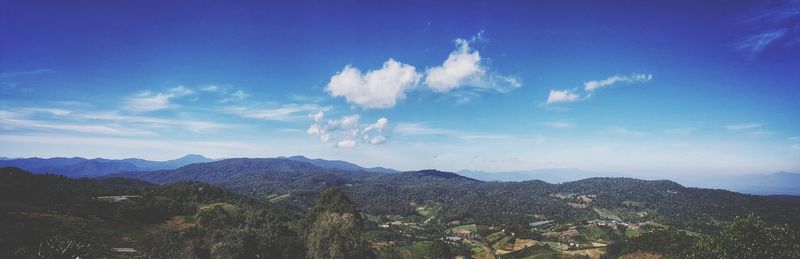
(0, 154), (215, 178)
(673, 171), (800, 195)
(281, 155), (398, 173)
(456, 168), (624, 183)
(458, 168), (800, 196)
(109, 159), (800, 230)
(0, 154), (399, 179)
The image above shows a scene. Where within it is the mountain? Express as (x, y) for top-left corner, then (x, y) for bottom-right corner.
(112, 158), (379, 207)
(282, 155), (398, 173)
(122, 154), (215, 170)
(456, 168), (623, 183)
(0, 154), (215, 178)
(112, 159), (800, 231)
(672, 171), (800, 195)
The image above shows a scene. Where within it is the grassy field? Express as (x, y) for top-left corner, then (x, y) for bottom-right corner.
(563, 248), (606, 259)
(198, 202), (240, 215)
(448, 224), (478, 233)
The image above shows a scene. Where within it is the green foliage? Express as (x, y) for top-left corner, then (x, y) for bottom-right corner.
(306, 187), (371, 259)
(429, 239), (452, 259)
(603, 229), (696, 258)
(0, 167), (304, 259)
(688, 214), (800, 259)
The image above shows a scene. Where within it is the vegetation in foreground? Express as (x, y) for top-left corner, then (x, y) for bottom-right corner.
(1, 166), (799, 258)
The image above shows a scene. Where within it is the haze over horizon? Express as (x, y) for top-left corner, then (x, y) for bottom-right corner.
(2, 1), (799, 177)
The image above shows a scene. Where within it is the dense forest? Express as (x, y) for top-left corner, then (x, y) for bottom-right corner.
(4, 164), (800, 258)
(117, 158), (800, 232)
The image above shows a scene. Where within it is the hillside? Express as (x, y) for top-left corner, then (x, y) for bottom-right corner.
(114, 158), (381, 208)
(0, 154), (215, 178)
(283, 155), (398, 173)
(115, 159), (800, 233)
(4, 166), (800, 258)
(0, 167), (306, 258)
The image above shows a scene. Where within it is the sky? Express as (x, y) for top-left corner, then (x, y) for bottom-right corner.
(1, 0), (799, 176)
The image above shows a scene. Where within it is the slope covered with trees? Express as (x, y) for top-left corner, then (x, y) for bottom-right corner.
(116, 159), (800, 233)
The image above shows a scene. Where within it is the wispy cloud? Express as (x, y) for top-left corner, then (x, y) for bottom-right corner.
(226, 103), (327, 122)
(546, 90), (581, 104)
(735, 29), (788, 58)
(393, 122), (513, 140)
(735, 1), (800, 59)
(584, 74), (652, 91)
(725, 123), (761, 130)
(0, 110), (154, 136)
(123, 86), (194, 112)
(545, 73), (652, 106)
(81, 112), (228, 133)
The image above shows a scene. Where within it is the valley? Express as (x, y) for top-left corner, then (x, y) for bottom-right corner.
(2, 157), (799, 258)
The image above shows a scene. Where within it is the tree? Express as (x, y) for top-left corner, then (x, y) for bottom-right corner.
(429, 240), (452, 259)
(306, 188), (370, 259)
(689, 214), (800, 259)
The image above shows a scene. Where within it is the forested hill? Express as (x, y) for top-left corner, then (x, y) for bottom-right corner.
(113, 158), (381, 208)
(0, 154), (214, 178)
(113, 159), (800, 233)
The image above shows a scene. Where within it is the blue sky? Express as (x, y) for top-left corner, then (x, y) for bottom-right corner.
(1, 0), (799, 176)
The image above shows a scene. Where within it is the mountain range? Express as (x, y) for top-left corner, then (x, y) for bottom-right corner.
(280, 155), (398, 174)
(458, 168), (800, 196)
(2, 153), (799, 196)
(0, 154), (214, 178)
(110, 158), (800, 230)
(456, 168), (624, 183)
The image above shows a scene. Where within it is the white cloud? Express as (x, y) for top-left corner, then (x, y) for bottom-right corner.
(425, 37), (521, 94)
(584, 74), (653, 91)
(326, 59), (421, 109)
(544, 73), (652, 106)
(123, 86), (194, 112)
(168, 85), (194, 96)
(393, 122), (512, 140)
(226, 104), (325, 122)
(336, 139), (358, 148)
(81, 112), (227, 133)
(369, 135), (387, 144)
(199, 85), (220, 92)
(0, 110), (154, 136)
(735, 29), (788, 58)
(425, 39), (486, 92)
(124, 91), (173, 112)
(364, 117), (388, 132)
(726, 123), (761, 130)
(220, 89), (249, 103)
(306, 114), (391, 148)
(546, 90), (580, 104)
(310, 111), (324, 122)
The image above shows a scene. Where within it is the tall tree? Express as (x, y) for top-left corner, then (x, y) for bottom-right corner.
(305, 188), (370, 259)
(689, 214), (800, 259)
